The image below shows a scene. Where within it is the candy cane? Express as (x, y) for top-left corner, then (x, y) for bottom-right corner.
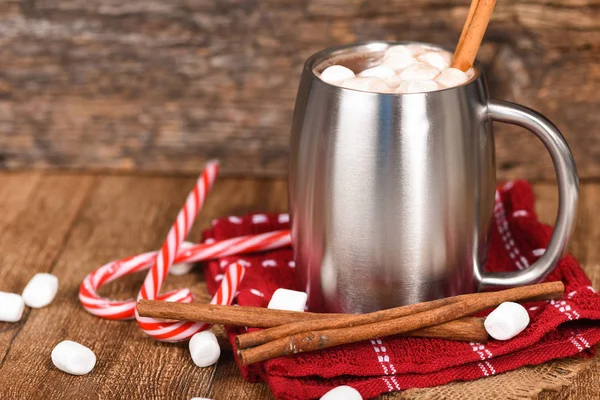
(79, 230), (291, 320)
(78, 160), (292, 342)
(135, 262), (246, 342)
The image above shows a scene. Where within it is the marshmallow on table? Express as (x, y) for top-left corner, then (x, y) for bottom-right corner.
(169, 241), (196, 276)
(320, 385), (363, 400)
(267, 288), (308, 312)
(417, 51), (451, 71)
(189, 331), (221, 368)
(51, 340), (97, 375)
(22, 273), (58, 308)
(484, 301), (530, 340)
(0, 291), (24, 322)
(340, 77), (392, 93)
(399, 63), (440, 81)
(436, 68), (470, 88)
(320, 65), (355, 84)
(396, 80), (440, 94)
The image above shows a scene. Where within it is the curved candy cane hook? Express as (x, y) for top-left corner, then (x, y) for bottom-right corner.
(78, 160), (291, 342)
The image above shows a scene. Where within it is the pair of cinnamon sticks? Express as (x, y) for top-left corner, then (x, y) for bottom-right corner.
(137, 281), (564, 365)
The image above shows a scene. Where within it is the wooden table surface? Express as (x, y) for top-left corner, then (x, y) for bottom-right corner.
(0, 172), (598, 399)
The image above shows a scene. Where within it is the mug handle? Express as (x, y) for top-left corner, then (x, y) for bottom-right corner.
(477, 100), (579, 289)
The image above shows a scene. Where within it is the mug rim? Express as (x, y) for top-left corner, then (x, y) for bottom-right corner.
(304, 40), (483, 96)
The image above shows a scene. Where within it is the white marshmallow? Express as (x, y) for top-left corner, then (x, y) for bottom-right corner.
(359, 66), (402, 88)
(169, 241), (196, 276)
(436, 68), (470, 88)
(406, 43), (430, 56)
(484, 302), (530, 341)
(466, 68), (476, 80)
(189, 331), (221, 368)
(51, 340), (97, 375)
(267, 288), (307, 312)
(0, 291), (25, 322)
(340, 77), (392, 93)
(398, 63), (440, 81)
(384, 45), (413, 59)
(396, 80), (440, 94)
(320, 385), (363, 400)
(417, 51), (451, 71)
(382, 47), (417, 72)
(359, 65), (395, 79)
(320, 65), (355, 84)
(385, 74), (403, 89)
(22, 273), (58, 308)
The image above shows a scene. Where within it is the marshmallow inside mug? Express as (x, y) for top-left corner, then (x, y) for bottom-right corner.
(314, 42), (477, 94)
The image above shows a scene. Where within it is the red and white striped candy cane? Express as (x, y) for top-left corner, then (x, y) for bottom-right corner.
(78, 160), (292, 342)
(79, 230), (290, 320)
(131, 160), (239, 341)
(134, 262), (246, 342)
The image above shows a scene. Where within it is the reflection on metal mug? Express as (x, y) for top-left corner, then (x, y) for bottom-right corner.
(288, 42), (579, 313)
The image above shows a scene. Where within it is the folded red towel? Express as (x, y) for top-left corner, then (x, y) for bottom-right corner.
(202, 180), (600, 400)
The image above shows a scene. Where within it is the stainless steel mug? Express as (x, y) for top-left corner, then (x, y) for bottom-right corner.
(288, 41), (579, 313)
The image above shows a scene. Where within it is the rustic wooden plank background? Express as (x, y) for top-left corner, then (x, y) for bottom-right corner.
(0, 0), (599, 179)
(0, 172), (598, 399)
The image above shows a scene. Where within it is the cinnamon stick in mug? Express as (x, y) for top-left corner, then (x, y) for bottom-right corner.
(454, 0), (480, 57)
(452, 0), (497, 71)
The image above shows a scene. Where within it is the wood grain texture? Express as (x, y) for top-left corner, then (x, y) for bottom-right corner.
(0, 174), (597, 399)
(0, 176), (209, 399)
(0, 1), (599, 179)
(0, 172), (92, 365)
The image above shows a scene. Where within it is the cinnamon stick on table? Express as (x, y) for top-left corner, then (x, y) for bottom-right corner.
(236, 294), (461, 349)
(235, 279), (562, 349)
(137, 300), (330, 327)
(237, 281), (564, 365)
(137, 299), (488, 343)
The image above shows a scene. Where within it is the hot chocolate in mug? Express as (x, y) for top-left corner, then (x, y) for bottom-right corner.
(288, 41), (579, 313)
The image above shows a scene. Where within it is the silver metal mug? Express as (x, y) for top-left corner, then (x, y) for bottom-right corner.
(288, 41), (579, 313)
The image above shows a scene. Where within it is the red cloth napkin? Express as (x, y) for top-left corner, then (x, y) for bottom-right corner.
(202, 180), (600, 400)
